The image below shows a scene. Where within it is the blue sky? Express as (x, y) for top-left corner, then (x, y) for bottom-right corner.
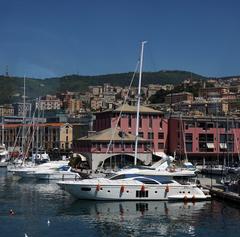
(1, 0), (240, 78)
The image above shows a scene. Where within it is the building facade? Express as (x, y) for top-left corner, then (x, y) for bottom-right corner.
(73, 104), (168, 169)
(165, 92), (194, 104)
(0, 122), (73, 154)
(168, 115), (240, 164)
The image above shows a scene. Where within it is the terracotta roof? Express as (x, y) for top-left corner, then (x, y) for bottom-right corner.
(79, 128), (148, 142)
(114, 104), (162, 114)
(3, 122), (65, 128)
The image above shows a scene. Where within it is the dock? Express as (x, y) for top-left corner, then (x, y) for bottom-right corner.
(198, 177), (240, 204)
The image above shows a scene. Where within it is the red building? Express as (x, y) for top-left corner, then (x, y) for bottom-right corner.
(168, 115), (240, 164)
(94, 104), (168, 153)
(73, 104), (168, 170)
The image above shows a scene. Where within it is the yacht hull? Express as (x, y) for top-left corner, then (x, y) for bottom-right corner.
(58, 181), (208, 201)
(34, 172), (79, 180)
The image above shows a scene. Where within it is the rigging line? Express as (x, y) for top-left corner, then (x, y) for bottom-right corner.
(101, 60), (140, 168)
(20, 106), (38, 165)
(180, 113), (188, 162)
(231, 118), (240, 162)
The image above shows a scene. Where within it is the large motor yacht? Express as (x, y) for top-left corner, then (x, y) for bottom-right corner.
(58, 173), (210, 201)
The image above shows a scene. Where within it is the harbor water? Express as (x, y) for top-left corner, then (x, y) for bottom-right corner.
(0, 168), (240, 237)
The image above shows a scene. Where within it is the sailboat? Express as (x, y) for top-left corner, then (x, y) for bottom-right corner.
(0, 144), (9, 164)
(58, 42), (210, 201)
(0, 115), (9, 166)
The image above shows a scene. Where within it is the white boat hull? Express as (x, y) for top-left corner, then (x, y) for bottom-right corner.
(34, 172), (79, 180)
(58, 181), (209, 201)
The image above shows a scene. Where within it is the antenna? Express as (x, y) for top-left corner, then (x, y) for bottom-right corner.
(5, 65), (9, 77)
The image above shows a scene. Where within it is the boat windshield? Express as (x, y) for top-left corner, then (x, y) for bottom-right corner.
(58, 165), (70, 171)
(133, 177), (159, 184)
(109, 174), (173, 183)
(109, 174), (127, 180)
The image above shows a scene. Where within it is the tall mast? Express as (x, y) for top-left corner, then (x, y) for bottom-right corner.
(1, 110), (4, 145)
(134, 41), (147, 166)
(22, 75), (26, 160)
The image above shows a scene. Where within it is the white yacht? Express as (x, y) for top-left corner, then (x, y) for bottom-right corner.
(58, 174), (210, 201)
(113, 156), (197, 178)
(59, 42), (210, 202)
(34, 165), (80, 180)
(0, 144), (9, 163)
(8, 160), (69, 179)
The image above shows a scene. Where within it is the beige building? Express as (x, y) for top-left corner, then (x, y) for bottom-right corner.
(1, 122), (73, 152)
(199, 87), (229, 98)
(38, 95), (62, 111)
(0, 104), (14, 116)
(165, 92), (194, 104)
(90, 97), (103, 111)
(64, 98), (83, 114)
(59, 123), (73, 150)
(147, 84), (162, 98)
(88, 86), (103, 96)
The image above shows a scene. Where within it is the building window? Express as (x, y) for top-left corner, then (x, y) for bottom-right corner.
(158, 143), (164, 149)
(139, 132), (144, 138)
(117, 119), (121, 128)
(66, 128), (68, 134)
(186, 142), (192, 152)
(128, 115), (132, 128)
(148, 132), (154, 139)
(160, 120), (163, 129)
(149, 117), (152, 128)
(158, 132), (164, 139)
(185, 133), (193, 141)
(139, 116), (142, 128)
(199, 134), (214, 142)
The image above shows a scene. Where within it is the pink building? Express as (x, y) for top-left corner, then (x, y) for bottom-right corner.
(94, 104), (168, 153)
(168, 116), (240, 164)
(73, 104), (167, 170)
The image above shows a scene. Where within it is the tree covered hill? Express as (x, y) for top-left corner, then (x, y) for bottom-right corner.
(0, 70), (206, 104)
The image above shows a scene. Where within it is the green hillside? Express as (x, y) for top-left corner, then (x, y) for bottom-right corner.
(0, 70), (206, 104)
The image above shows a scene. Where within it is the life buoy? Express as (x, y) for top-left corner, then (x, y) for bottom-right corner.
(165, 185), (169, 193)
(120, 185), (125, 193)
(141, 185), (145, 192)
(96, 184), (100, 192)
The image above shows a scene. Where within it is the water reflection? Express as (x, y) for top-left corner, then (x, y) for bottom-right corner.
(1, 168), (240, 237)
(60, 200), (210, 236)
